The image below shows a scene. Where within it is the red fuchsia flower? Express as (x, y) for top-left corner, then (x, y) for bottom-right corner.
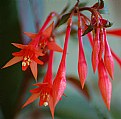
(103, 28), (114, 79)
(106, 29), (121, 37)
(98, 59), (112, 110)
(2, 42), (44, 80)
(91, 27), (100, 73)
(24, 22), (63, 53)
(22, 50), (54, 113)
(51, 18), (72, 118)
(77, 12), (87, 89)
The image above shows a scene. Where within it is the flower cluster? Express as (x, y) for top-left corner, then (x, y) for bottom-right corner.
(2, 0), (121, 118)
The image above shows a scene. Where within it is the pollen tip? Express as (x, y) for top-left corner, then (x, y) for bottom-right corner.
(43, 102), (48, 106)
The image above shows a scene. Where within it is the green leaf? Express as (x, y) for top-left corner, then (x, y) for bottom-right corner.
(60, 3), (70, 15)
(57, 13), (71, 27)
(104, 21), (113, 28)
(82, 25), (93, 36)
(78, 2), (88, 7)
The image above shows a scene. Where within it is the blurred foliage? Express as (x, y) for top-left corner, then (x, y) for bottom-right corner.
(0, 0), (121, 119)
(0, 1), (23, 119)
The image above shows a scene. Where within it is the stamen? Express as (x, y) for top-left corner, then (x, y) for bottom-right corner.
(43, 102), (48, 106)
(22, 62), (26, 66)
(27, 62), (30, 66)
(24, 57), (27, 60)
(28, 58), (31, 62)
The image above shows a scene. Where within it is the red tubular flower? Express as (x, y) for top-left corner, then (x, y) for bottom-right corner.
(107, 29), (121, 37)
(24, 22), (63, 53)
(51, 18), (72, 118)
(23, 50), (54, 110)
(92, 28), (100, 72)
(98, 59), (112, 110)
(2, 43), (43, 80)
(103, 28), (114, 79)
(98, 28), (105, 60)
(78, 13), (87, 89)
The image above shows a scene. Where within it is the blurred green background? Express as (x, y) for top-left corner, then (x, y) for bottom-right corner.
(0, 0), (121, 119)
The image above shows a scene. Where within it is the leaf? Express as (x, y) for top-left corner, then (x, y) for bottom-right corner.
(104, 21), (113, 28)
(82, 25), (93, 36)
(78, 2), (88, 7)
(60, 3), (70, 15)
(57, 13), (71, 27)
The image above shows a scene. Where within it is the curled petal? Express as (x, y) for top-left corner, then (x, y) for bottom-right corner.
(12, 43), (27, 49)
(2, 56), (23, 69)
(98, 60), (112, 110)
(33, 57), (44, 65)
(48, 42), (63, 52)
(22, 93), (40, 108)
(30, 60), (37, 81)
(24, 32), (37, 39)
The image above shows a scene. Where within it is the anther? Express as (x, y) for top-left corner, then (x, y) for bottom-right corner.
(22, 62), (26, 66)
(43, 102), (48, 106)
(24, 57), (27, 60)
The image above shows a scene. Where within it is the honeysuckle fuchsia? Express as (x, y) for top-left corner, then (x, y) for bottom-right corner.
(2, 42), (44, 80)
(2, 16), (63, 80)
(24, 22), (63, 53)
(51, 18), (72, 119)
(2, 0), (121, 118)
(98, 59), (112, 110)
(77, 11), (87, 89)
(22, 50), (54, 109)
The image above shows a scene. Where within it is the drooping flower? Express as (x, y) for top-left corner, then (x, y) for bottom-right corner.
(77, 12), (87, 89)
(23, 50), (54, 113)
(98, 59), (112, 110)
(107, 29), (121, 37)
(51, 18), (72, 118)
(2, 43), (43, 80)
(103, 28), (114, 79)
